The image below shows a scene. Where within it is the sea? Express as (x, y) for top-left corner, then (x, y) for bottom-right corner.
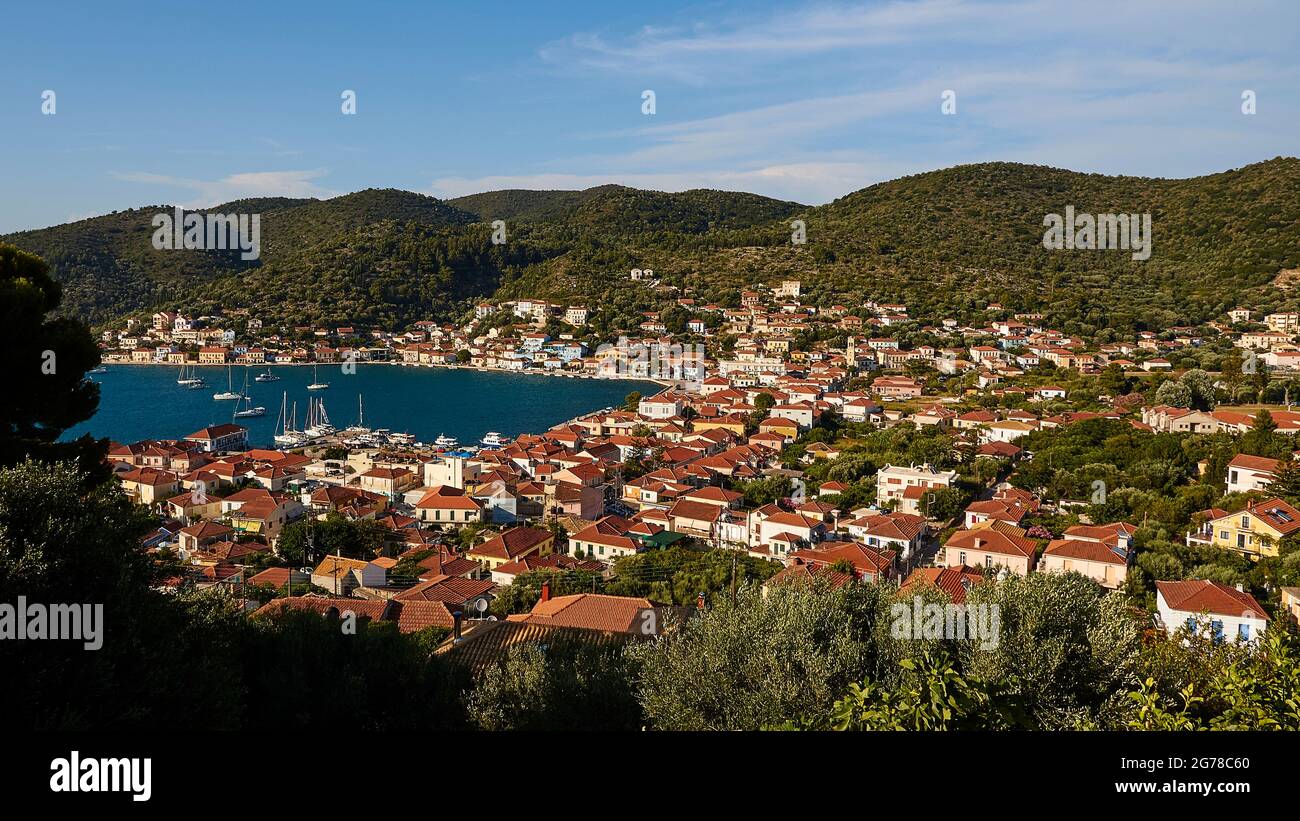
(66, 364), (658, 448)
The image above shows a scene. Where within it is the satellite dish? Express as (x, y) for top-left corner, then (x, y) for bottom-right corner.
(474, 597), (489, 613)
(486, 615), (498, 622)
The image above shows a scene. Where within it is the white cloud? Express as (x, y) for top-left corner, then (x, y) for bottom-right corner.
(110, 169), (337, 207)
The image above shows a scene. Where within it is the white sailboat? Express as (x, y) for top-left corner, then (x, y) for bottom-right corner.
(232, 370), (264, 417)
(273, 393), (305, 446)
(177, 364), (204, 386)
(305, 397), (335, 438)
(345, 394), (371, 434)
(213, 366), (243, 400)
(307, 365), (329, 391)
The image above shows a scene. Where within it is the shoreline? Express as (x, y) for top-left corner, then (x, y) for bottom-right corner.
(101, 358), (674, 389)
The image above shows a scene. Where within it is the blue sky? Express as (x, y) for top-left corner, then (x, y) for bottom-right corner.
(1, 0), (1296, 232)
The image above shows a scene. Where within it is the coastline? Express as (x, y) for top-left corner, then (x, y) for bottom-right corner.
(104, 358), (676, 389)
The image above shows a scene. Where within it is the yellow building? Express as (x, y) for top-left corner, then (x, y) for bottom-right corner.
(467, 526), (555, 572)
(1202, 498), (1300, 560)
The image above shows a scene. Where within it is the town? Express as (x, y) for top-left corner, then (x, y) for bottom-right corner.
(96, 275), (1300, 661)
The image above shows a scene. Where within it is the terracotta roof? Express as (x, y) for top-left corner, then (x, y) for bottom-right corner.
(1044, 538), (1127, 565)
(507, 593), (653, 633)
(434, 620), (637, 673)
(944, 527), (1037, 558)
(1156, 580), (1268, 620)
(468, 526), (552, 560)
(901, 565), (985, 605)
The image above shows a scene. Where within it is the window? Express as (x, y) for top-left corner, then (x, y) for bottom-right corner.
(1241, 516), (1250, 528)
(1211, 620), (1225, 642)
(985, 555), (993, 568)
(1185, 616), (1197, 632)
(958, 551), (966, 565)
(1238, 623), (1251, 641)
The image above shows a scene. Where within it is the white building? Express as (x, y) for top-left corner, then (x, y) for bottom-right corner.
(1156, 580), (1268, 643)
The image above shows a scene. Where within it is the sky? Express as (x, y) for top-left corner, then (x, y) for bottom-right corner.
(1, 0), (1296, 232)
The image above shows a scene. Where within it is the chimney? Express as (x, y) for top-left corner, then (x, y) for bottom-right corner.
(973, 537), (983, 549)
(452, 610), (464, 643)
(540, 580), (551, 603)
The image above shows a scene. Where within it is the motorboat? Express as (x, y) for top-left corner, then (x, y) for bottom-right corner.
(479, 431), (509, 448)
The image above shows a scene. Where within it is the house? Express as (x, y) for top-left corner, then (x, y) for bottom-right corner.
(183, 423), (247, 453)
(1282, 587), (1300, 625)
(177, 520), (236, 555)
(117, 467), (181, 506)
(1155, 580), (1268, 643)
(394, 575), (496, 613)
(785, 540), (897, 583)
(570, 516), (641, 562)
(876, 464), (957, 511)
(1040, 538), (1129, 589)
(358, 467), (418, 500)
(255, 596), (457, 635)
(414, 485), (484, 526)
(310, 555), (388, 596)
(901, 565), (985, 604)
(871, 376), (922, 399)
(507, 590), (658, 634)
(1226, 453), (1279, 495)
(467, 526), (555, 572)
(942, 526), (1038, 575)
(1196, 497), (1300, 559)
(843, 512), (927, 563)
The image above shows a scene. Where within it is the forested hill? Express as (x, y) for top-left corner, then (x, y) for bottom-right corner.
(4, 159), (1298, 335)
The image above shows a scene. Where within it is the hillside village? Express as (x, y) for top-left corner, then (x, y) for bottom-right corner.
(99, 276), (1300, 656)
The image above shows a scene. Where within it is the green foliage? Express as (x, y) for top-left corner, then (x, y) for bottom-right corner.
(0, 245), (106, 478)
(463, 640), (642, 731)
(10, 161), (1300, 339)
(630, 583), (893, 730)
(606, 545), (780, 605)
(276, 512), (390, 566)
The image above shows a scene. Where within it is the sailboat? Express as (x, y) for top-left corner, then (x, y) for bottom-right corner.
(304, 397), (335, 438)
(307, 364), (329, 391)
(213, 366), (243, 400)
(232, 370), (265, 417)
(177, 364), (203, 386)
(273, 393), (305, 446)
(345, 394), (371, 434)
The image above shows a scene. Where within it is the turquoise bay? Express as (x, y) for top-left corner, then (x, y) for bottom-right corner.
(68, 365), (657, 447)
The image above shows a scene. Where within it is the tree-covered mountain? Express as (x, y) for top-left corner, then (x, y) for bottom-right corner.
(4, 159), (1298, 335)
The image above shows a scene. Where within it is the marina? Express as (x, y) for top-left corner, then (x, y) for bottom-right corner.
(75, 363), (656, 449)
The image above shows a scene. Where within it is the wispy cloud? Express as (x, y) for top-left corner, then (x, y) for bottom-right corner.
(509, 0), (1300, 202)
(110, 169), (338, 207)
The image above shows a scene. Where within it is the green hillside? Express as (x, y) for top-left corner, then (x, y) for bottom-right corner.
(4, 160), (1298, 335)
